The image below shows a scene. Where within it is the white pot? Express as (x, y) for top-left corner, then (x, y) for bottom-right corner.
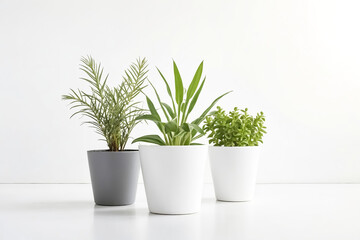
(139, 145), (207, 214)
(209, 146), (260, 201)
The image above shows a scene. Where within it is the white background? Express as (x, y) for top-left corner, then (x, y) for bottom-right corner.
(0, 0), (359, 183)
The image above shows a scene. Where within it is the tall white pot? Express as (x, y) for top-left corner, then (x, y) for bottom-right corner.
(139, 145), (207, 214)
(209, 146), (260, 201)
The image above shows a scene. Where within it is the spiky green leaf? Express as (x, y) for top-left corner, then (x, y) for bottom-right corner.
(192, 91), (232, 125)
(173, 61), (183, 105)
(187, 78), (205, 116)
(162, 102), (175, 119)
(146, 96), (160, 121)
(186, 61), (203, 100)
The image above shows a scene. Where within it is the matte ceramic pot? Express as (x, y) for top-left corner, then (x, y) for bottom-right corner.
(87, 150), (140, 206)
(209, 146), (260, 201)
(139, 145), (207, 215)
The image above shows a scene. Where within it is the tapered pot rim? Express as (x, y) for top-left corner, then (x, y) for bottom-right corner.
(87, 149), (138, 153)
(139, 144), (208, 149)
(209, 145), (262, 149)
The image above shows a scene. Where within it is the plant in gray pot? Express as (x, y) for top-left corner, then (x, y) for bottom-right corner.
(203, 107), (267, 201)
(63, 56), (148, 206)
(132, 60), (231, 214)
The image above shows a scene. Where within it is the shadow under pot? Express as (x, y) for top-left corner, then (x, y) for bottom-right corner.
(209, 146), (260, 202)
(87, 150), (140, 206)
(139, 145), (207, 215)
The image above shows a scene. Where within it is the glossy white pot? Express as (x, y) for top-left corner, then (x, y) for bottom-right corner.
(209, 146), (260, 201)
(139, 145), (207, 214)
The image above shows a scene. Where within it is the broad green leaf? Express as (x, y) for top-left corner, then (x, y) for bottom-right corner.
(192, 91), (232, 125)
(146, 96), (160, 121)
(173, 61), (183, 105)
(173, 130), (186, 138)
(165, 120), (178, 133)
(190, 142), (203, 145)
(132, 135), (165, 145)
(180, 102), (186, 113)
(174, 135), (182, 145)
(162, 102), (175, 119)
(181, 132), (191, 145)
(189, 123), (205, 135)
(186, 61), (203, 100)
(181, 123), (190, 132)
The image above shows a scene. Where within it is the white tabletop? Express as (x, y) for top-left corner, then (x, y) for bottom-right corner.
(1, 184), (359, 240)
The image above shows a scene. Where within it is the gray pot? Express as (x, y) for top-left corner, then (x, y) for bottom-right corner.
(87, 150), (140, 206)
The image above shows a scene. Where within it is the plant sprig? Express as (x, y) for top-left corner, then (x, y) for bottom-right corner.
(203, 107), (267, 146)
(132, 61), (231, 145)
(62, 56), (148, 151)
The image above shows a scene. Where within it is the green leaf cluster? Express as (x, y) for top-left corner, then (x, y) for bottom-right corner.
(203, 107), (267, 146)
(62, 56), (148, 151)
(133, 61), (231, 145)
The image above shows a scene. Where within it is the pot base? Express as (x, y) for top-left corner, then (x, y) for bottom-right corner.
(216, 198), (252, 202)
(95, 201), (135, 206)
(149, 210), (199, 215)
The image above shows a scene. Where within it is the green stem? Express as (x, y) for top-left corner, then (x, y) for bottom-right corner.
(163, 132), (170, 145)
(180, 101), (189, 125)
(177, 104), (181, 125)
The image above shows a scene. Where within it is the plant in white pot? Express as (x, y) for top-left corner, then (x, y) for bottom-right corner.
(63, 56), (148, 206)
(203, 107), (267, 201)
(133, 60), (230, 214)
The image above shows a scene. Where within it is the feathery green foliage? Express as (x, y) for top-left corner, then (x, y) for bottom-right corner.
(203, 107), (267, 146)
(62, 56), (148, 151)
(132, 61), (231, 145)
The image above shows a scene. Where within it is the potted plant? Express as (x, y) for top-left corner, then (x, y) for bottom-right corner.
(203, 107), (267, 201)
(62, 56), (148, 206)
(132, 60), (230, 214)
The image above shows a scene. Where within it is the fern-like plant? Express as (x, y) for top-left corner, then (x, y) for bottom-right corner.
(62, 56), (148, 151)
(132, 61), (231, 145)
(203, 107), (267, 146)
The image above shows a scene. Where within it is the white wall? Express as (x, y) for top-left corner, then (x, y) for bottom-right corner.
(1, 0), (359, 183)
